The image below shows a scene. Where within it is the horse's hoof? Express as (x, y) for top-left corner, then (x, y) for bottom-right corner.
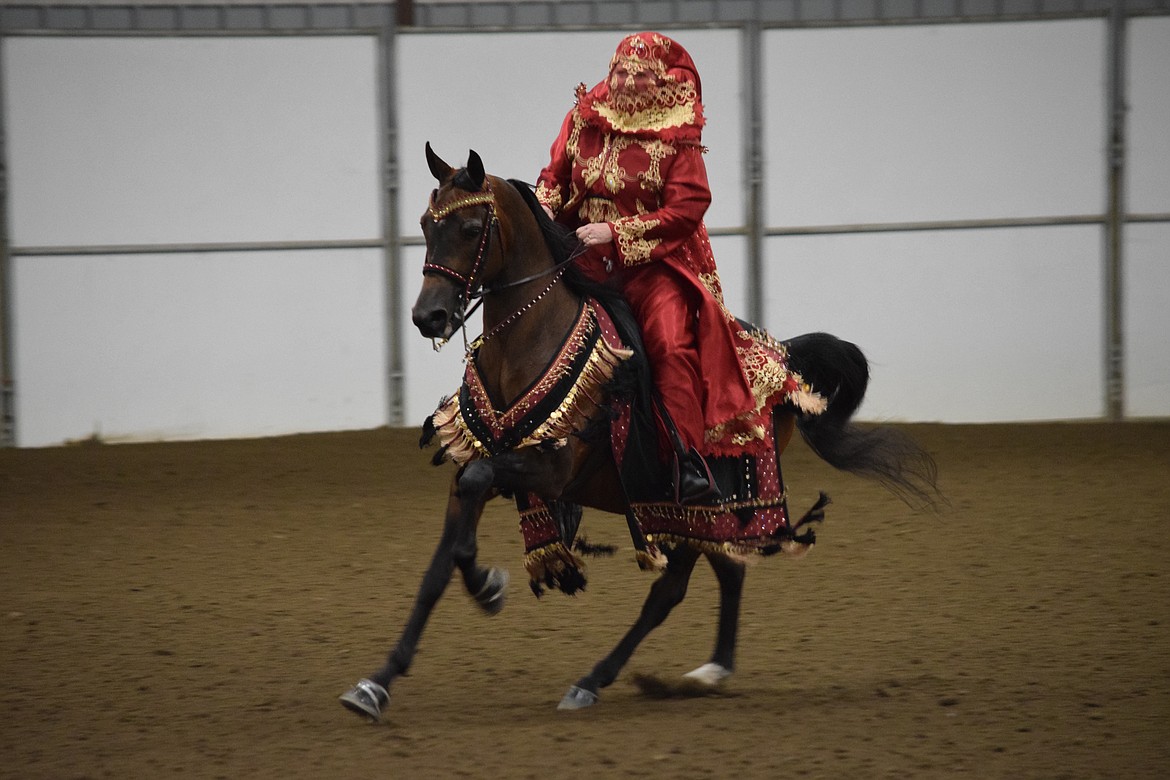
(473, 567), (508, 616)
(682, 662), (732, 686)
(557, 685), (599, 710)
(339, 678), (389, 722)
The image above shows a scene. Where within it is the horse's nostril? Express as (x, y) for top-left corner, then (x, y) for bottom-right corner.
(412, 307), (448, 337)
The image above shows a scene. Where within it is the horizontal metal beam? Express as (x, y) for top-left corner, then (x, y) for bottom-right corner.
(11, 238), (385, 257)
(766, 212), (1170, 237)
(13, 216), (1167, 257)
(386, 0), (1170, 31)
(394, 212), (1170, 246)
(0, 3), (395, 34)
(1, 1), (1166, 35)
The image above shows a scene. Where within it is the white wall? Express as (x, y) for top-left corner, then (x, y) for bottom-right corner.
(765, 21), (1107, 226)
(13, 250), (387, 443)
(1125, 18), (1170, 418)
(4, 20), (1168, 446)
(6, 37), (381, 245)
(767, 226), (1105, 422)
(5, 36), (386, 446)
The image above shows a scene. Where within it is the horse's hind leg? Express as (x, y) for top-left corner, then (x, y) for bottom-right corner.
(339, 460), (497, 722)
(558, 545), (701, 710)
(683, 552), (745, 687)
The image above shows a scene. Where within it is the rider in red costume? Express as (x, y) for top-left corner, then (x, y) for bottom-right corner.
(537, 32), (764, 503)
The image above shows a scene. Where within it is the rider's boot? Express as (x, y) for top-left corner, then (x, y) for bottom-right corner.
(673, 447), (720, 505)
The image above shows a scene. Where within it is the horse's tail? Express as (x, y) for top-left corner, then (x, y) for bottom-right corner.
(783, 332), (940, 509)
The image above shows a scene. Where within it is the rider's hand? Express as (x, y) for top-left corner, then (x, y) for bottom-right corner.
(576, 223), (613, 248)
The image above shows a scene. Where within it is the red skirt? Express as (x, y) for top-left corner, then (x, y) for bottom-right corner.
(576, 242), (757, 456)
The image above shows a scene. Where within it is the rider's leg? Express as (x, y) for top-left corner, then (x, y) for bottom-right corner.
(622, 265), (718, 503)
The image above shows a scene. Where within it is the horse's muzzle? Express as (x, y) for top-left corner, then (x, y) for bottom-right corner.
(412, 303), (462, 340)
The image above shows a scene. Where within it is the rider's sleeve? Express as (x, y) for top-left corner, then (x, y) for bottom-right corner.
(608, 143), (712, 268)
(536, 108), (576, 217)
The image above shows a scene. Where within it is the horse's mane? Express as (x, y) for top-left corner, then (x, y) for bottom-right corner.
(504, 179), (652, 425)
(505, 179), (645, 356)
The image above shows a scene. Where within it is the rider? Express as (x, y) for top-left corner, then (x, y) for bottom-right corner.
(536, 32), (758, 504)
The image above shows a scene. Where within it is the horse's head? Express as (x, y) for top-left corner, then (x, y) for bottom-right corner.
(411, 143), (500, 341)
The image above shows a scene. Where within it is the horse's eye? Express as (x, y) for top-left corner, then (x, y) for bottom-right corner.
(461, 220), (482, 239)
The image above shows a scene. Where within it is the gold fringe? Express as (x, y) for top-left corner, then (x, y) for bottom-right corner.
(524, 542), (586, 584)
(429, 303), (632, 465)
(643, 531), (809, 562)
(431, 396), (486, 464)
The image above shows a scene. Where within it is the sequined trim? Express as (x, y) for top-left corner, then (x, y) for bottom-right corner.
(428, 191), (494, 221)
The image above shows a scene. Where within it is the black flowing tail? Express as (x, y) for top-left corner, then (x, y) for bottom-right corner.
(783, 332), (940, 509)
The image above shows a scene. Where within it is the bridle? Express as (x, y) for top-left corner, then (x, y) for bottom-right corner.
(424, 186), (498, 305)
(422, 181), (577, 353)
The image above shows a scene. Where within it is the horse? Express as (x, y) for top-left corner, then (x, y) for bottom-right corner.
(339, 145), (938, 720)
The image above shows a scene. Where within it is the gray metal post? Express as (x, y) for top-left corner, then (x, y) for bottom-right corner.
(0, 38), (15, 447)
(743, 21), (764, 327)
(379, 21), (405, 427)
(1105, 1), (1127, 420)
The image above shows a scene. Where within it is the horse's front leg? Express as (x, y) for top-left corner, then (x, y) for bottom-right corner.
(558, 544), (701, 710)
(682, 552), (745, 687)
(339, 459), (498, 722)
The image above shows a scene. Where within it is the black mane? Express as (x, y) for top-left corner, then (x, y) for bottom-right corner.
(505, 178), (651, 404)
(505, 180), (638, 341)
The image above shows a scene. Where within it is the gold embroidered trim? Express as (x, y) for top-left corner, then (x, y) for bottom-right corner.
(612, 216), (662, 266)
(637, 139), (675, 193)
(703, 333), (827, 447)
(567, 111), (588, 172)
(594, 97), (698, 135)
(579, 197), (620, 225)
(697, 271), (725, 306)
(600, 136), (635, 194)
(535, 180), (562, 214)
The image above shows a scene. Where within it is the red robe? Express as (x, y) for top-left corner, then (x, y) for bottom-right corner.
(536, 102), (759, 454)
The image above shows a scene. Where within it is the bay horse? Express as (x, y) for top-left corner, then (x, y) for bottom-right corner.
(339, 145), (937, 720)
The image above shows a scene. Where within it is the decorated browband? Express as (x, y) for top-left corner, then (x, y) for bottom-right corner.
(428, 187), (495, 222)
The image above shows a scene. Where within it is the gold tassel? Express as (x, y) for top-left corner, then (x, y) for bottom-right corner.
(779, 538), (813, 558)
(635, 546), (668, 572)
(524, 542), (586, 584)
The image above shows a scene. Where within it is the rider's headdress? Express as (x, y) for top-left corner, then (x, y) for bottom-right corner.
(576, 32), (705, 144)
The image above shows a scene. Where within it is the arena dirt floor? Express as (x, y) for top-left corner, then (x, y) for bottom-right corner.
(2, 421), (1168, 779)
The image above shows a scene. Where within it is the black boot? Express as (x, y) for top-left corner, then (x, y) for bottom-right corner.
(673, 448), (721, 505)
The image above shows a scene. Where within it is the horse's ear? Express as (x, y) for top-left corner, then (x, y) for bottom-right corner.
(426, 142), (453, 183)
(465, 149), (486, 191)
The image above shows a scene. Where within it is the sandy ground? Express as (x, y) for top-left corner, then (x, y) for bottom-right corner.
(2, 421), (1168, 779)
